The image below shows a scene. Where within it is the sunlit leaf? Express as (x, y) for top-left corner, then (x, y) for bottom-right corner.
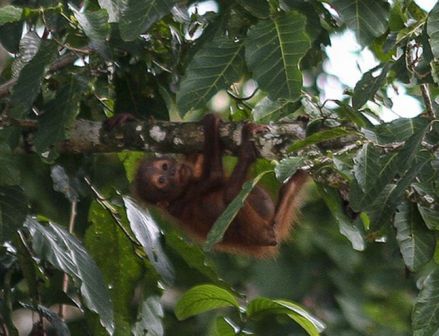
(331, 0), (389, 45)
(133, 296), (164, 336)
(0, 5), (22, 25)
(175, 284), (239, 320)
(123, 196), (174, 284)
(427, 2), (439, 58)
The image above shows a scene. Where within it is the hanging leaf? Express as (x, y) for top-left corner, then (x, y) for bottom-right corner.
(119, 0), (175, 41)
(245, 11), (310, 100)
(427, 2), (439, 58)
(352, 64), (390, 110)
(133, 296), (164, 336)
(177, 35), (245, 114)
(394, 202), (435, 272)
(123, 196), (175, 285)
(9, 40), (58, 118)
(331, 0), (389, 45)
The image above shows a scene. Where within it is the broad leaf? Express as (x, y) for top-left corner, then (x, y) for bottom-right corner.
(11, 31), (40, 77)
(275, 156), (304, 183)
(418, 206), (439, 230)
(25, 218), (114, 335)
(0, 186), (27, 242)
(413, 267), (439, 334)
(353, 143), (381, 193)
(246, 11), (310, 100)
(247, 297), (325, 335)
(252, 97), (301, 122)
(119, 0), (175, 41)
(352, 64), (389, 110)
(331, 0), (389, 45)
(204, 171), (270, 251)
(177, 35), (245, 114)
(0, 145), (20, 185)
(34, 77), (82, 153)
(427, 2), (439, 58)
(123, 196), (174, 284)
(394, 202), (435, 271)
(366, 117), (429, 144)
(133, 296), (164, 336)
(0, 5), (22, 25)
(72, 8), (110, 58)
(175, 284), (239, 320)
(9, 40), (58, 118)
(288, 127), (354, 152)
(317, 184), (365, 251)
(85, 201), (142, 335)
(211, 317), (237, 336)
(98, 0), (120, 22)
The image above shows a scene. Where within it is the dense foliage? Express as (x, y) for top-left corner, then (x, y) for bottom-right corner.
(0, 0), (438, 335)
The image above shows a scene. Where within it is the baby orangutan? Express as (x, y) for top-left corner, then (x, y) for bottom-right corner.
(134, 114), (308, 257)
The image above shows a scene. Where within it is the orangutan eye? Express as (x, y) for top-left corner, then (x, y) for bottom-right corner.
(162, 162), (168, 171)
(158, 176), (165, 185)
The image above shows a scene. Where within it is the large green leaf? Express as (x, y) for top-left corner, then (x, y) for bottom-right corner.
(34, 77), (82, 153)
(352, 64), (389, 110)
(25, 218), (114, 335)
(0, 145), (20, 185)
(252, 97), (301, 122)
(275, 156), (304, 183)
(367, 117), (429, 144)
(247, 297), (325, 336)
(0, 186), (27, 242)
(211, 317), (237, 336)
(123, 196), (174, 284)
(204, 171), (270, 251)
(427, 2), (439, 58)
(317, 184), (365, 251)
(175, 284), (239, 320)
(177, 35), (245, 114)
(350, 122), (430, 211)
(413, 267), (439, 335)
(245, 11), (310, 100)
(85, 201), (142, 335)
(0, 5), (22, 25)
(288, 127), (354, 152)
(72, 8), (110, 58)
(9, 40), (58, 118)
(119, 0), (175, 41)
(394, 202), (435, 272)
(353, 143), (381, 193)
(331, 0), (389, 45)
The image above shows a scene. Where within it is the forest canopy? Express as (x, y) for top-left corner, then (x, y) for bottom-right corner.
(0, 0), (438, 335)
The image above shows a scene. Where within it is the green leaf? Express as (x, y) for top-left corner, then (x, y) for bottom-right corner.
(418, 205), (439, 230)
(85, 201), (142, 335)
(394, 202), (435, 271)
(367, 117), (429, 144)
(331, 0), (389, 45)
(211, 317), (237, 336)
(119, 0), (175, 41)
(252, 97), (301, 122)
(332, 100), (372, 128)
(427, 2), (439, 58)
(9, 40), (58, 118)
(204, 171), (270, 251)
(133, 296), (164, 336)
(350, 122), (430, 212)
(413, 267), (439, 334)
(72, 8), (110, 58)
(352, 64), (389, 110)
(275, 156), (304, 183)
(177, 36), (245, 114)
(175, 284), (239, 320)
(0, 5), (22, 25)
(123, 196), (174, 284)
(288, 127), (354, 152)
(317, 184), (365, 251)
(353, 143), (382, 193)
(245, 11), (310, 100)
(0, 145), (20, 185)
(98, 0), (121, 22)
(0, 186), (28, 242)
(247, 297), (325, 335)
(34, 77), (82, 154)
(25, 218), (114, 335)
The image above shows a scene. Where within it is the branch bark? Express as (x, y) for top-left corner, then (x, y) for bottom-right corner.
(59, 119), (308, 159)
